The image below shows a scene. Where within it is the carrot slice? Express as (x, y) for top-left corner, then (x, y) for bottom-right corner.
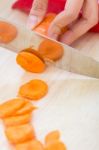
(18, 79), (48, 100)
(22, 48), (45, 63)
(0, 98), (26, 119)
(45, 131), (60, 145)
(3, 113), (32, 126)
(0, 21), (17, 43)
(45, 141), (67, 150)
(38, 39), (64, 61)
(5, 124), (35, 144)
(34, 13), (56, 36)
(16, 50), (46, 73)
(15, 140), (44, 150)
(15, 102), (37, 115)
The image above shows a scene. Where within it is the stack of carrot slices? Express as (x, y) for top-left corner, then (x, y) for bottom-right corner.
(0, 21), (17, 44)
(0, 98), (37, 149)
(16, 49), (46, 73)
(16, 40), (64, 73)
(0, 98), (67, 150)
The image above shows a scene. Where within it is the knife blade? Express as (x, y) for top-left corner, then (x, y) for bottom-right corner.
(0, 18), (99, 78)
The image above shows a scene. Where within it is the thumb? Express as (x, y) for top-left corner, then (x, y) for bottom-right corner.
(27, 0), (48, 29)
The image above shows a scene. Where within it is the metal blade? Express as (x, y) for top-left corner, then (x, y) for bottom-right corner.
(1, 18), (99, 78)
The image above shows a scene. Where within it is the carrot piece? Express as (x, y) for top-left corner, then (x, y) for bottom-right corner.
(0, 21), (17, 43)
(34, 13), (56, 35)
(3, 113), (32, 126)
(38, 39), (64, 61)
(18, 79), (48, 100)
(0, 98), (26, 119)
(45, 141), (67, 150)
(15, 140), (44, 150)
(16, 50), (46, 73)
(5, 124), (35, 144)
(15, 102), (37, 115)
(22, 48), (45, 63)
(45, 131), (60, 145)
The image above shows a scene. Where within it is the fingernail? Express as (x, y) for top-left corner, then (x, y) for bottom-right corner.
(27, 15), (38, 29)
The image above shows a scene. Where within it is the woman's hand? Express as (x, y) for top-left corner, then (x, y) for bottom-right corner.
(27, 0), (99, 45)
(48, 0), (99, 45)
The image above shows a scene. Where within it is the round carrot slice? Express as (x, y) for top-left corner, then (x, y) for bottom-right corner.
(5, 124), (35, 144)
(22, 48), (45, 63)
(38, 39), (64, 61)
(45, 130), (60, 145)
(34, 13), (56, 36)
(3, 113), (32, 126)
(15, 102), (37, 115)
(45, 141), (67, 150)
(16, 50), (46, 73)
(18, 79), (48, 100)
(15, 140), (44, 150)
(0, 21), (17, 43)
(0, 98), (26, 119)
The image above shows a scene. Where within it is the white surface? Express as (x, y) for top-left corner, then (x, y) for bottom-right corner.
(0, 48), (99, 150)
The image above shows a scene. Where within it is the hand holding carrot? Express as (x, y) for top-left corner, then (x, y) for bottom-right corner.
(27, 0), (99, 45)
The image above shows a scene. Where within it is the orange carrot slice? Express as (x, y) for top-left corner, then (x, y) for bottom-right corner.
(34, 13), (56, 36)
(45, 141), (67, 150)
(3, 113), (32, 126)
(5, 124), (35, 144)
(45, 131), (60, 145)
(22, 48), (45, 63)
(0, 98), (26, 119)
(0, 21), (17, 43)
(38, 39), (64, 61)
(15, 102), (37, 115)
(15, 140), (44, 150)
(16, 50), (45, 73)
(18, 79), (48, 100)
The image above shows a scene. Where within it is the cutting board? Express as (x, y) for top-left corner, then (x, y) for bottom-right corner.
(0, 47), (99, 150)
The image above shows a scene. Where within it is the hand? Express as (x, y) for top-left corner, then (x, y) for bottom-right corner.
(27, 0), (99, 45)
(27, 0), (48, 29)
(48, 0), (99, 45)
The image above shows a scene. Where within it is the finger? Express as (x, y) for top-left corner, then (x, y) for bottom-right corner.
(47, 0), (84, 40)
(27, 0), (48, 29)
(60, 0), (99, 45)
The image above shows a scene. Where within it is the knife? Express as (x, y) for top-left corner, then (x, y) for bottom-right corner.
(0, 18), (99, 78)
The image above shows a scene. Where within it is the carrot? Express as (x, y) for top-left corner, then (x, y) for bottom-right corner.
(34, 13), (56, 36)
(15, 140), (44, 150)
(45, 141), (67, 150)
(5, 124), (35, 144)
(16, 50), (46, 73)
(18, 79), (48, 100)
(0, 98), (26, 119)
(3, 113), (32, 126)
(22, 48), (45, 63)
(38, 39), (64, 61)
(0, 21), (17, 43)
(15, 102), (37, 115)
(45, 130), (60, 145)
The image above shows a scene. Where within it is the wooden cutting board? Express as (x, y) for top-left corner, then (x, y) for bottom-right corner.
(0, 47), (99, 150)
